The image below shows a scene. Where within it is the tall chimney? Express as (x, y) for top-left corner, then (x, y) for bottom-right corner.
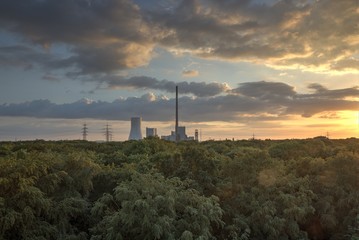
(175, 86), (179, 142)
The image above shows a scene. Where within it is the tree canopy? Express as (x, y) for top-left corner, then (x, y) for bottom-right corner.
(0, 138), (358, 239)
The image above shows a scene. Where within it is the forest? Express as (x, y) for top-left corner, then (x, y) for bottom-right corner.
(0, 137), (358, 240)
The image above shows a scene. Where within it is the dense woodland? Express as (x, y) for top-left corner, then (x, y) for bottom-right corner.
(0, 137), (359, 240)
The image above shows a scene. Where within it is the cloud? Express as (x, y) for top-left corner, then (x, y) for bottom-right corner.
(232, 81), (296, 100)
(182, 69), (199, 77)
(150, 0), (359, 71)
(0, 0), (154, 75)
(42, 73), (59, 81)
(0, 81), (357, 121)
(287, 83), (359, 117)
(0, 45), (53, 70)
(0, 0), (150, 45)
(0, 97), (174, 121)
(1, 0), (358, 76)
(231, 81), (359, 117)
(303, 83), (359, 99)
(103, 75), (230, 97)
(330, 58), (359, 71)
(54, 43), (153, 75)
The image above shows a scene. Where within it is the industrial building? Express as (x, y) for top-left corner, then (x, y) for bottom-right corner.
(160, 86), (195, 141)
(161, 126), (195, 141)
(146, 127), (157, 138)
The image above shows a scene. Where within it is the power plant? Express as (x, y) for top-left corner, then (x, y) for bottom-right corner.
(82, 86), (198, 142)
(161, 86), (195, 141)
(129, 86), (195, 141)
(128, 117), (143, 140)
(146, 127), (157, 138)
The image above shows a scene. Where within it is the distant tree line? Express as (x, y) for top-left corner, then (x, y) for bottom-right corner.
(0, 137), (358, 239)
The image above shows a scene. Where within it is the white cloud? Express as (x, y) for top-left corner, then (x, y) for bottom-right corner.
(182, 69), (199, 77)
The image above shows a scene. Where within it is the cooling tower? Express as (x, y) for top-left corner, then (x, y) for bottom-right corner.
(128, 117), (143, 140)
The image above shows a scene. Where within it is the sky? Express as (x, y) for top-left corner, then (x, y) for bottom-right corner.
(0, 0), (358, 141)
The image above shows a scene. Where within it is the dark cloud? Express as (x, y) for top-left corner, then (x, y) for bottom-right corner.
(302, 83), (359, 99)
(232, 81), (296, 100)
(0, 0), (149, 45)
(228, 81), (359, 118)
(0, 82), (357, 121)
(307, 83), (327, 92)
(0, 0), (153, 75)
(0, 0), (357, 76)
(285, 98), (358, 118)
(0, 94), (273, 122)
(0, 96), (174, 121)
(0, 45), (53, 69)
(150, 0), (358, 70)
(52, 43), (152, 75)
(270, 0), (359, 70)
(331, 58), (359, 71)
(104, 75), (230, 97)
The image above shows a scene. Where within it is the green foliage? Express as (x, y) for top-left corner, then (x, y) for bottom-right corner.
(0, 138), (358, 239)
(268, 140), (307, 160)
(348, 214), (359, 240)
(0, 147), (99, 239)
(222, 147), (270, 189)
(91, 172), (223, 240)
(98, 150), (127, 166)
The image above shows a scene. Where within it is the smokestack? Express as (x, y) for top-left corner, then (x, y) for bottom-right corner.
(175, 86), (179, 142)
(129, 117), (143, 140)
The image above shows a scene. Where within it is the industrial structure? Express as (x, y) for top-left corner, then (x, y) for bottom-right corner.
(129, 117), (143, 140)
(104, 123), (112, 142)
(83, 86), (198, 142)
(161, 126), (195, 141)
(82, 123), (88, 141)
(146, 127), (157, 138)
(161, 86), (195, 141)
(175, 85), (179, 142)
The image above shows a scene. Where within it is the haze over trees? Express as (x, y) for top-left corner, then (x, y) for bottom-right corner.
(0, 138), (358, 239)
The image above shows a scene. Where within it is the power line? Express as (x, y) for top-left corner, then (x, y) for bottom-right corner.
(103, 123), (112, 142)
(82, 123), (88, 141)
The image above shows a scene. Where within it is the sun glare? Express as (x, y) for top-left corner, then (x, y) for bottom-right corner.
(337, 111), (358, 127)
(330, 111), (359, 138)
